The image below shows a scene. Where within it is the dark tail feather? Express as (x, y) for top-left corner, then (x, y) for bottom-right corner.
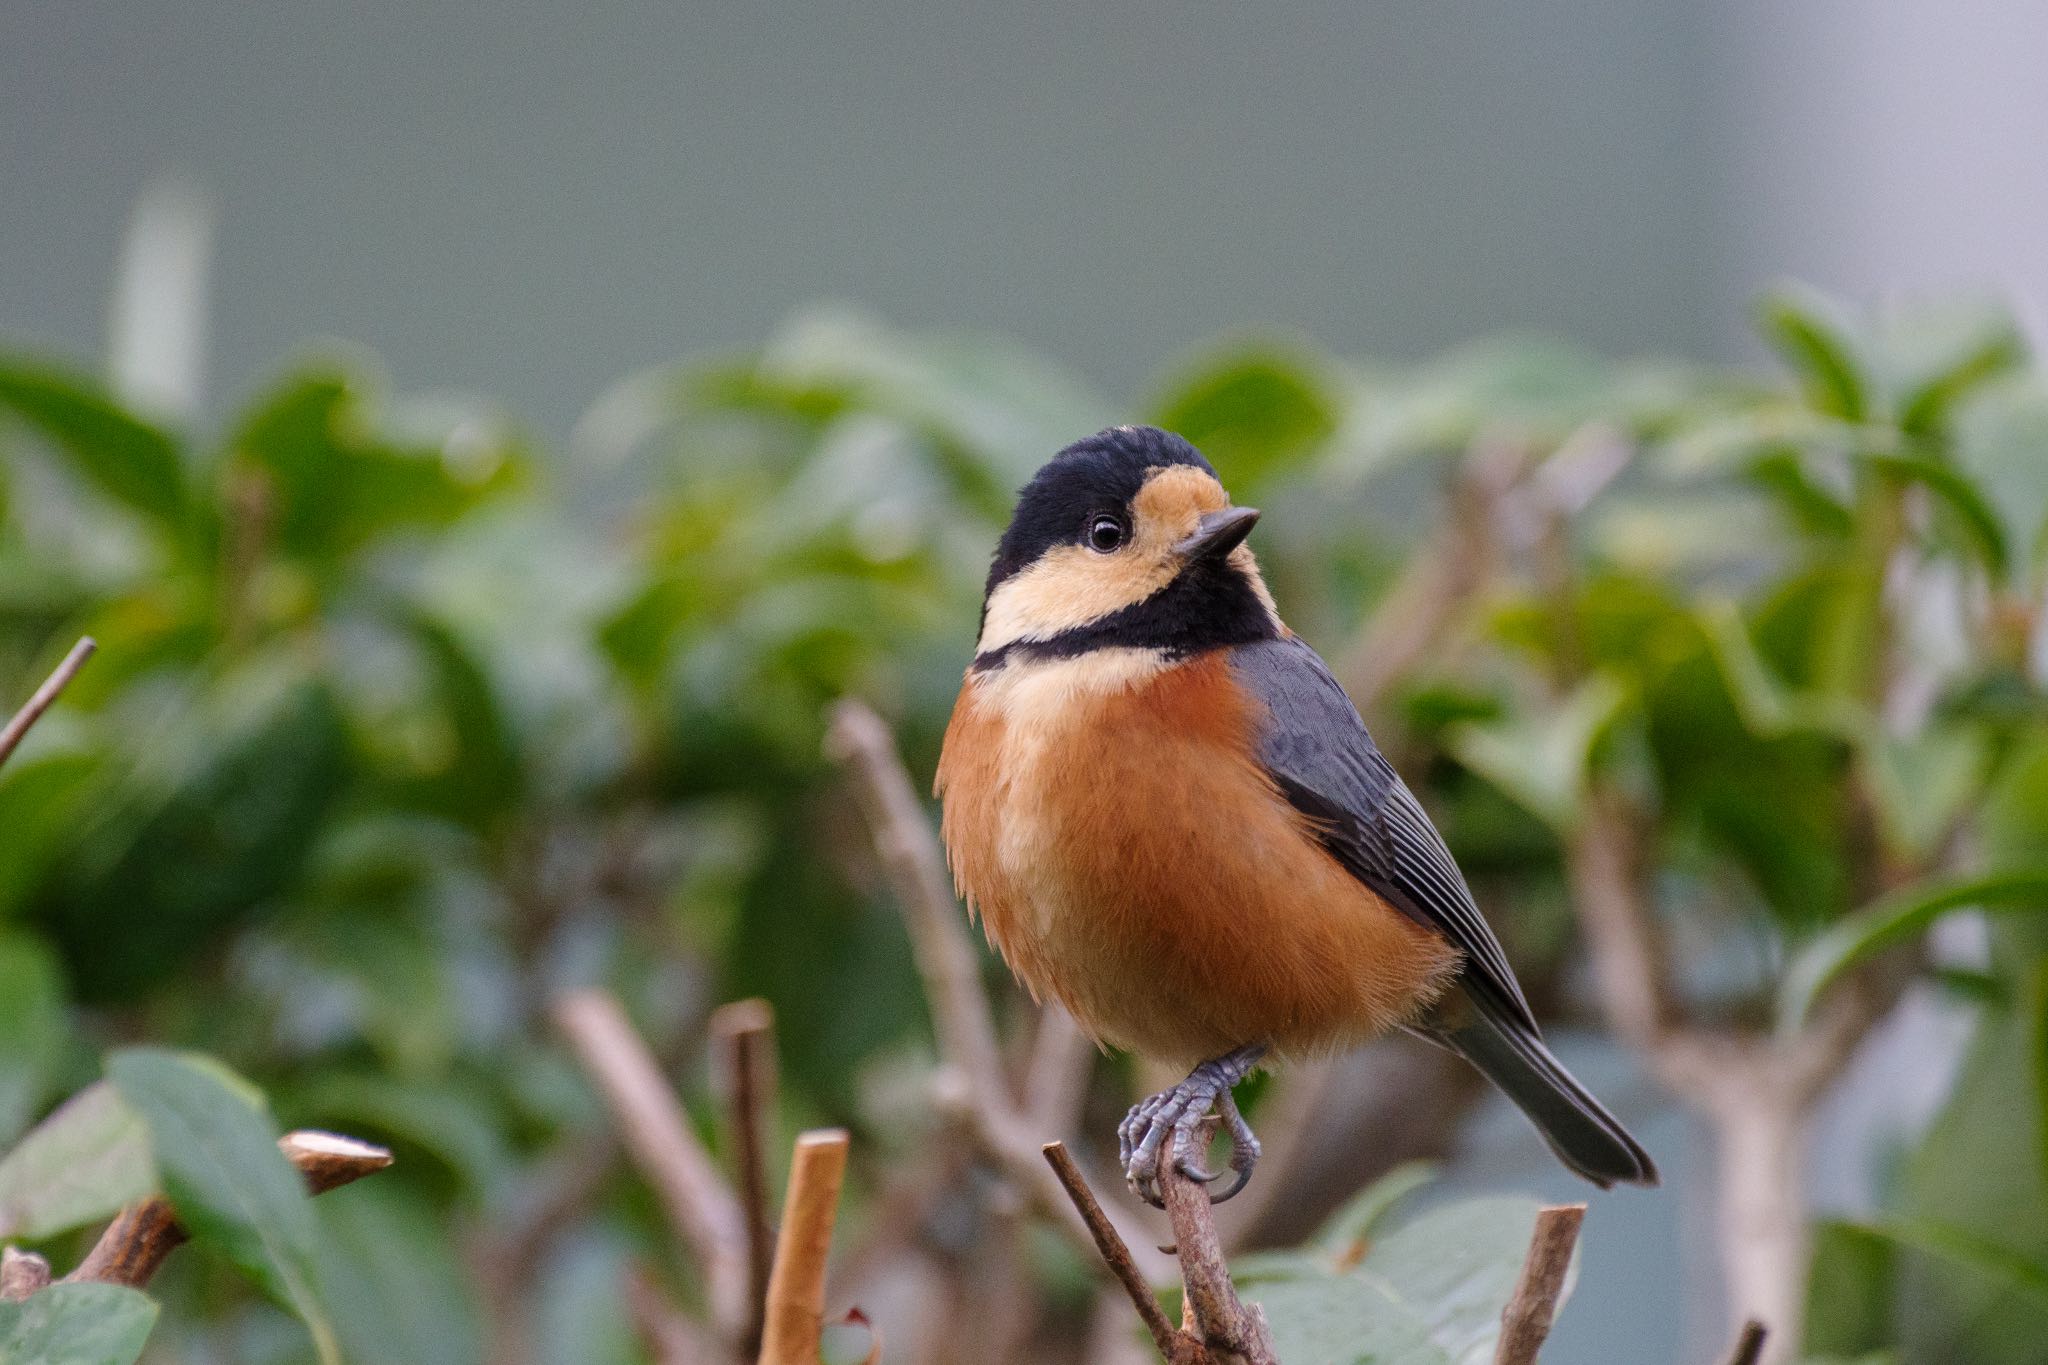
(1426, 1006), (1658, 1189)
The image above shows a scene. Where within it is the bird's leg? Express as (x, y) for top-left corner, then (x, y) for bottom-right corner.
(1117, 1043), (1268, 1208)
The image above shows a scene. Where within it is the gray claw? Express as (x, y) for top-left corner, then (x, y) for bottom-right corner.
(1116, 1044), (1269, 1209)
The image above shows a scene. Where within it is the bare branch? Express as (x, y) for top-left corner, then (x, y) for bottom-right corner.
(710, 997), (779, 1358)
(1493, 1204), (1585, 1365)
(0, 1247), (51, 1302)
(824, 699), (1005, 1097)
(826, 698), (1170, 1280)
(64, 1130), (390, 1289)
(628, 1263), (723, 1365)
(1335, 440), (1526, 709)
(1043, 1143), (1208, 1365)
(1723, 1319), (1769, 1365)
(1561, 789), (1682, 1055)
(552, 989), (749, 1342)
(1160, 1140), (1278, 1365)
(1022, 1005), (1096, 1138)
(0, 637), (95, 772)
(758, 1129), (849, 1365)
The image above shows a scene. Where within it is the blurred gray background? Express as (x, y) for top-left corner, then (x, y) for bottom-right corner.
(5, 3), (2045, 1359)
(8, 0), (2044, 440)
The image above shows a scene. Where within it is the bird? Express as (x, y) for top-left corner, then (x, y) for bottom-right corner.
(934, 424), (1657, 1207)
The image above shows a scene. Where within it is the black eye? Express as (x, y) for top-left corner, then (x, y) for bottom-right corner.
(1087, 515), (1126, 553)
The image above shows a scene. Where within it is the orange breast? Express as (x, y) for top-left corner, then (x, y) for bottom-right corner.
(935, 651), (1458, 1067)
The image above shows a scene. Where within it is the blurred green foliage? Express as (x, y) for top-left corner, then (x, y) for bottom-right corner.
(3, 287), (2048, 1361)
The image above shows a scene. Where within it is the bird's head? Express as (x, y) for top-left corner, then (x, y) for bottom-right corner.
(973, 425), (1282, 668)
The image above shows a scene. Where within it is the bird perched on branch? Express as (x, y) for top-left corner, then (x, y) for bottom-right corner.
(935, 425), (1656, 1206)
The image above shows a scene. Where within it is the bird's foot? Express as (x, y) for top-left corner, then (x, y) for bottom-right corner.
(1117, 1044), (1267, 1208)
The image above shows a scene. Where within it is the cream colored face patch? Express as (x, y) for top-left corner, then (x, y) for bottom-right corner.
(979, 466), (1234, 653)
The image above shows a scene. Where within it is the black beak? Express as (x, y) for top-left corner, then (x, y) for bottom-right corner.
(1175, 506), (1261, 561)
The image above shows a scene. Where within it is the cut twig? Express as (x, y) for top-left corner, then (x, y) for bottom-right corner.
(0, 1247), (51, 1302)
(1043, 1142), (1210, 1365)
(64, 1130), (390, 1289)
(1159, 1137), (1278, 1365)
(710, 997), (779, 1357)
(757, 1129), (849, 1365)
(1493, 1203), (1586, 1365)
(553, 989), (750, 1344)
(1723, 1319), (1769, 1365)
(0, 637), (95, 772)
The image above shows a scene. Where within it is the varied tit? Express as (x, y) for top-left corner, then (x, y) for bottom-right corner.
(935, 425), (1656, 1206)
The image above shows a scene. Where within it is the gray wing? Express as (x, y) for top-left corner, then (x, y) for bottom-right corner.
(1229, 635), (1538, 1034)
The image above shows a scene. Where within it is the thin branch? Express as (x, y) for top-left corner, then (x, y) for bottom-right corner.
(628, 1263), (723, 1365)
(1493, 1204), (1586, 1365)
(824, 698), (1166, 1275)
(0, 1247), (51, 1302)
(710, 997), (779, 1358)
(553, 989), (750, 1342)
(824, 699), (1004, 1096)
(1561, 789), (1683, 1056)
(1159, 1140), (1278, 1365)
(1335, 439), (1525, 709)
(0, 637), (95, 772)
(1043, 1143), (1209, 1365)
(1021, 1004), (1096, 1138)
(1722, 1319), (1769, 1365)
(758, 1129), (849, 1365)
(63, 1130), (390, 1289)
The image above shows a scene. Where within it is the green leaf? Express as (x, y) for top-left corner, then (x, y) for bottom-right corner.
(39, 676), (350, 1000)
(1900, 326), (2027, 439)
(1698, 597), (1868, 743)
(0, 362), (189, 527)
(0, 1282), (159, 1365)
(0, 747), (106, 921)
(1150, 344), (1341, 494)
(317, 1181), (485, 1365)
(1447, 675), (1630, 831)
(1254, 1194), (1565, 1365)
(107, 1048), (340, 1364)
(1759, 290), (1869, 422)
(1806, 1219), (1898, 1357)
(0, 930), (67, 1146)
(0, 1081), (154, 1241)
(228, 369), (523, 568)
(1314, 1161), (1439, 1258)
(1777, 868), (2048, 1030)
(1866, 453), (2011, 578)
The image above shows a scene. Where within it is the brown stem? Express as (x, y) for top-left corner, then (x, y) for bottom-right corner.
(63, 1130), (390, 1289)
(1043, 1143), (1210, 1365)
(1562, 783), (1908, 1365)
(1723, 1319), (1769, 1365)
(1704, 1080), (1808, 1359)
(1493, 1204), (1586, 1365)
(0, 1247), (51, 1302)
(0, 637), (95, 772)
(824, 700), (1005, 1099)
(1562, 789), (1683, 1059)
(710, 997), (779, 1359)
(553, 989), (750, 1343)
(1335, 441), (1524, 709)
(1021, 1005), (1096, 1140)
(1159, 1144), (1278, 1365)
(627, 1263), (723, 1365)
(825, 698), (1165, 1275)
(757, 1129), (849, 1365)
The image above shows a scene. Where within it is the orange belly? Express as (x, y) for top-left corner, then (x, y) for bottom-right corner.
(935, 650), (1459, 1067)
